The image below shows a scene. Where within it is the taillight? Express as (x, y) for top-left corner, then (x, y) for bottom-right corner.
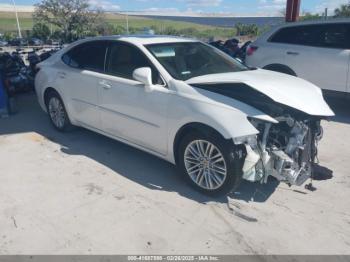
(246, 45), (258, 56)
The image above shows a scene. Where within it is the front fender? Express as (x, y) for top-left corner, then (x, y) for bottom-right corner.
(166, 94), (260, 163)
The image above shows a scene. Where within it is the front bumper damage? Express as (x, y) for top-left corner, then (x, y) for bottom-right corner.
(239, 119), (322, 186)
(242, 143), (312, 186)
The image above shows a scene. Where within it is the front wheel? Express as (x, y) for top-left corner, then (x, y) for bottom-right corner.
(177, 132), (242, 196)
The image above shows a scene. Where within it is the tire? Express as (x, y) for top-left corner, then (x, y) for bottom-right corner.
(45, 91), (73, 132)
(177, 131), (242, 196)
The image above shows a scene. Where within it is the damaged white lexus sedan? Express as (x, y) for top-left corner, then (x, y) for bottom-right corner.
(35, 35), (334, 195)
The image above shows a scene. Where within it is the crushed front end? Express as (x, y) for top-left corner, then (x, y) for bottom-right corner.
(238, 114), (324, 186)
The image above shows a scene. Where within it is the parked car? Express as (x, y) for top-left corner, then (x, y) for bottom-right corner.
(245, 20), (350, 95)
(0, 39), (8, 47)
(46, 39), (60, 46)
(35, 36), (334, 195)
(8, 38), (28, 46)
(29, 38), (43, 46)
(39, 48), (59, 61)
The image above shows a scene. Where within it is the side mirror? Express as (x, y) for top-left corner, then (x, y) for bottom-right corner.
(133, 67), (154, 92)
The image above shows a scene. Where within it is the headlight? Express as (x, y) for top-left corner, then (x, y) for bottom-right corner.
(233, 135), (258, 147)
(247, 115), (278, 124)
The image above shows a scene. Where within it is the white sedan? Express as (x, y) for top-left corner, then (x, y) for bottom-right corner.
(35, 35), (334, 195)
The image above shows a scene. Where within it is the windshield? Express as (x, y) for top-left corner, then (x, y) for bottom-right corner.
(145, 42), (248, 81)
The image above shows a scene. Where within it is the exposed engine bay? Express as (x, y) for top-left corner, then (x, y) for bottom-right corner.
(242, 115), (323, 186)
(191, 82), (328, 187)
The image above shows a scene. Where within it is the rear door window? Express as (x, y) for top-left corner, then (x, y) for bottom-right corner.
(269, 25), (320, 46)
(62, 41), (108, 72)
(269, 23), (350, 49)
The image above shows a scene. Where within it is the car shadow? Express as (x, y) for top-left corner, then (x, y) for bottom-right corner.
(1, 93), (339, 204)
(312, 164), (333, 181)
(229, 178), (280, 203)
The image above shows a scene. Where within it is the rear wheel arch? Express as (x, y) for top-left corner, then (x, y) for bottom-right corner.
(44, 87), (70, 116)
(44, 88), (74, 131)
(263, 64), (297, 76)
(44, 87), (60, 107)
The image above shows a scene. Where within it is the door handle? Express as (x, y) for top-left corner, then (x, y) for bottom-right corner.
(99, 80), (111, 89)
(286, 51), (299, 55)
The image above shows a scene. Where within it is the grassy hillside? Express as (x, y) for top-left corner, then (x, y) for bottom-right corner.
(0, 11), (236, 39)
(0, 12), (33, 31)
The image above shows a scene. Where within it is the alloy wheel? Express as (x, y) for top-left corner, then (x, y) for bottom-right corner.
(184, 140), (227, 190)
(48, 97), (65, 129)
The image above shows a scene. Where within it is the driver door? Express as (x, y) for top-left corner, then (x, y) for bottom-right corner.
(98, 41), (170, 155)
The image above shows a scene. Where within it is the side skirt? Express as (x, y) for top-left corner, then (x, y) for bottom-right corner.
(75, 120), (174, 164)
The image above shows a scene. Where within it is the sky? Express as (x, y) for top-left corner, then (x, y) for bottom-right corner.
(0, 0), (349, 16)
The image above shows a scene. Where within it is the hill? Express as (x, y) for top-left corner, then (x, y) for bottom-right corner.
(0, 11), (237, 39)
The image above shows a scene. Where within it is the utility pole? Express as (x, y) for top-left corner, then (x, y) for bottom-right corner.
(126, 12), (129, 34)
(286, 0), (301, 22)
(12, 0), (22, 38)
(324, 8), (328, 20)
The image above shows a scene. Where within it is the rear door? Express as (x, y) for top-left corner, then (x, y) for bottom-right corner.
(269, 23), (350, 93)
(60, 41), (108, 128)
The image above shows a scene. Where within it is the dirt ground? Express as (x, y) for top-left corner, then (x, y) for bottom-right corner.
(0, 93), (349, 255)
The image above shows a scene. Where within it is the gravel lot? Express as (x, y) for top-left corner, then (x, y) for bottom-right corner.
(0, 93), (349, 255)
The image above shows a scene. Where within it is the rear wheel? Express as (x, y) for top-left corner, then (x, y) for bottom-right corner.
(177, 132), (242, 196)
(45, 91), (73, 132)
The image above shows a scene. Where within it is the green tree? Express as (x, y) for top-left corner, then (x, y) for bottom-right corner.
(334, 3), (350, 17)
(3, 32), (15, 41)
(51, 29), (63, 40)
(235, 23), (258, 36)
(33, 0), (104, 42)
(301, 12), (321, 21)
(163, 26), (179, 36)
(258, 25), (271, 36)
(32, 23), (51, 40)
(88, 14), (114, 36)
(235, 23), (243, 36)
(179, 27), (199, 37)
(113, 25), (126, 35)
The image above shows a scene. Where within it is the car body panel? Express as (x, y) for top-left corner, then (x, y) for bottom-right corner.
(186, 69), (334, 117)
(278, 43), (349, 93)
(97, 73), (170, 155)
(166, 79), (263, 162)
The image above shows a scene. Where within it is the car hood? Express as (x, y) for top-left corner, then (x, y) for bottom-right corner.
(186, 69), (334, 117)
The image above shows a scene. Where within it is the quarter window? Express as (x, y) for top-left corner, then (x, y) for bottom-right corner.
(62, 41), (108, 72)
(323, 24), (349, 49)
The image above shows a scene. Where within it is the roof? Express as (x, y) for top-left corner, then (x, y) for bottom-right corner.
(256, 18), (350, 41)
(279, 18), (350, 27)
(80, 35), (198, 45)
